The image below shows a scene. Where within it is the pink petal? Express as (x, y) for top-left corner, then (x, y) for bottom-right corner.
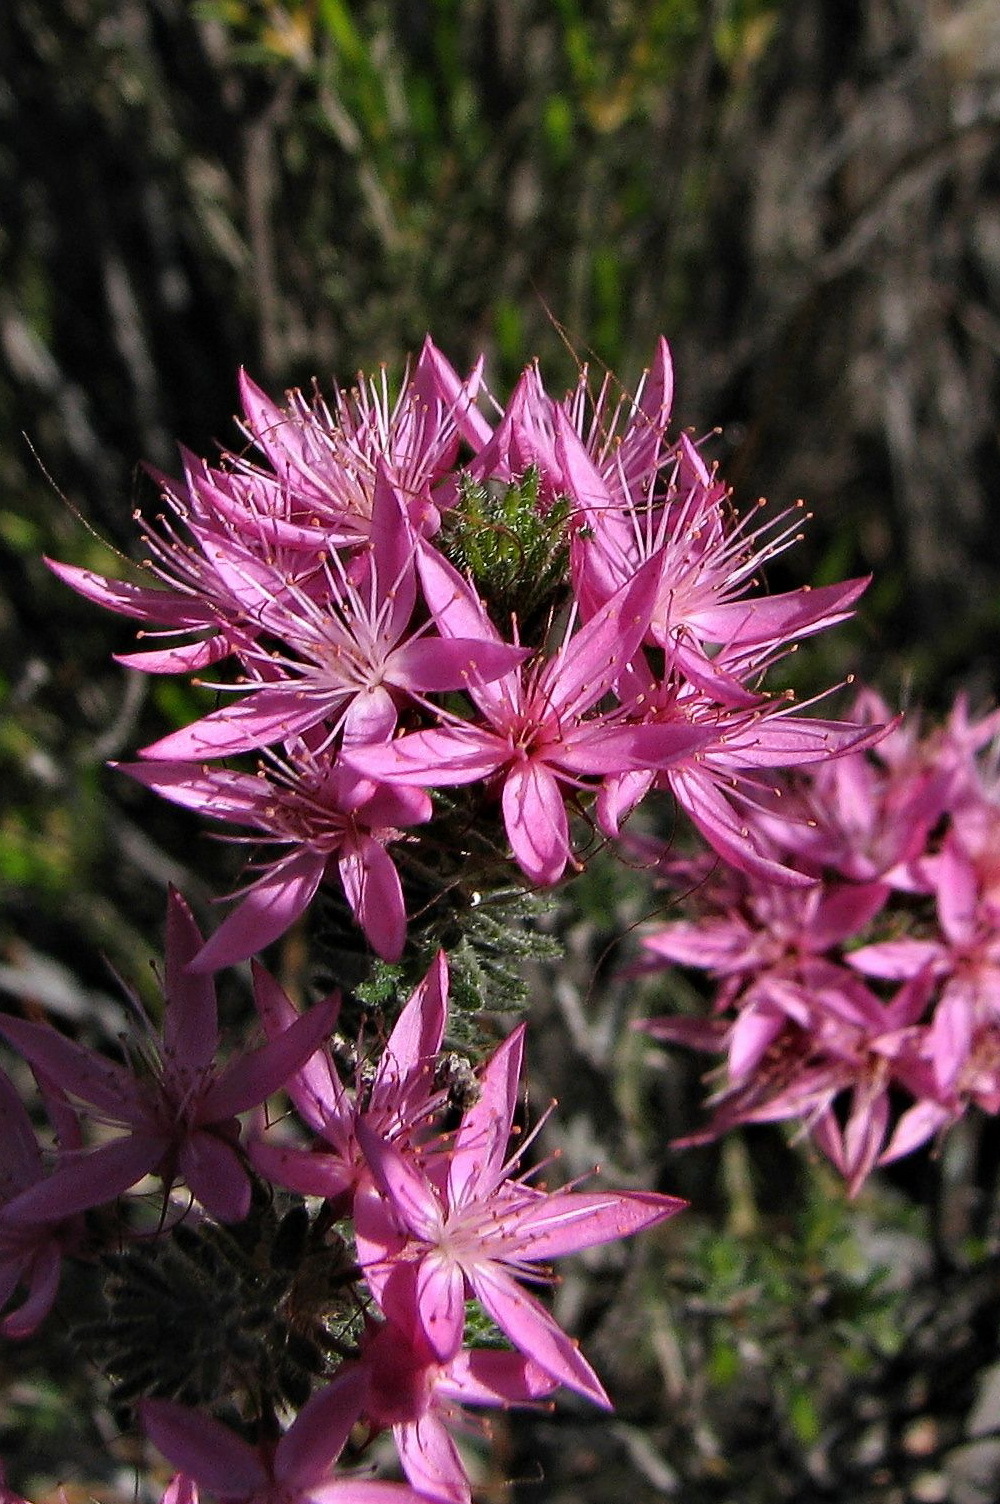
(141, 1399), (266, 1497)
(275, 1367), (367, 1486)
(342, 685), (398, 746)
(394, 1414), (470, 1504)
(439, 1348), (558, 1406)
(880, 1098), (952, 1163)
(311, 1483), (432, 1504)
(0, 1016), (151, 1128)
(45, 558), (199, 624)
(190, 849), (327, 973)
(418, 336), (493, 450)
(390, 635), (527, 694)
(497, 1188), (684, 1260)
(252, 962), (345, 1135)
(180, 1133), (251, 1222)
(502, 762), (570, 886)
(0, 1243), (62, 1338)
(415, 1252), (466, 1362)
(163, 889), (218, 1074)
(160, 1474), (199, 1504)
(201, 993), (338, 1121)
(538, 551), (662, 719)
(469, 1261), (611, 1409)
(929, 983), (975, 1093)
(668, 766), (815, 888)
(595, 769), (654, 836)
(347, 726), (508, 787)
(936, 837), (980, 947)
(114, 761), (267, 820)
(140, 687), (329, 761)
(249, 1137), (355, 1200)
(448, 1025), (525, 1206)
(3, 1134), (162, 1223)
(339, 836), (407, 962)
(847, 938), (944, 981)
(356, 1124), (443, 1243)
(115, 635), (232, 674)
(0, 1066), (44, 1194)
(371, 952), (448, 1104)
(689, 577), (869, 649)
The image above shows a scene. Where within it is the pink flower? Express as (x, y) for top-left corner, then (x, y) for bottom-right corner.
(250, 952), (450, 1208)
(139, 466), (526, 763)
(358, 1308), (556, 1504)
(141, 1367), (430, 1504)
(120, 755), (432, 967)
(348, 549), (707, 885)
(850, 833), (1000, 1093)
(0, 890), (337, 1223)
(355, 1025), (684, 1405)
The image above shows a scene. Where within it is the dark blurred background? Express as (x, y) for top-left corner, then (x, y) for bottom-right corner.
(3, 3), (1000, 1500)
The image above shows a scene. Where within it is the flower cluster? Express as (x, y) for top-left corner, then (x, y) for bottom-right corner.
(634, 689), (1000, 1193)
(4, 341), (897, 1498)
(0, 896), (682, 1501)
(53, 338), (880, 967)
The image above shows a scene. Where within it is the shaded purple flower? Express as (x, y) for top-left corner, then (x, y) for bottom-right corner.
(142, 1367), (430, 1504)
(0, 1067), (82, 1337)
(0, 890), (336, 1223)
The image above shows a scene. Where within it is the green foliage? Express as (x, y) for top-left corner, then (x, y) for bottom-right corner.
(662, 1178), (922, 1452)
(439, 466), (571, 635)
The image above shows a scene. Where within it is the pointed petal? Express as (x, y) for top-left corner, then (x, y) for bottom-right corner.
(346, 727), (507, 787)
(3, 1134), (162, 1223)
(0, 1066), (44, 1194)
(394, 1414), (471, 1504)
(275, 1367), (367, 1485)
(249, 1137), (355, 1200)
(45, 558), (199, 624)
(200, 994), (338, 1121)
(440, 1348), (558, 1406)
(469, 1262), (611, 1409)
(141, 1399), (266, 1496)
(448, 1025), (525, 1206)
(538, 551), (662, 719)
(339, 836), (407, 962)
(668, 766), (815, 888)
(140, 688), (328, 761)
(114, 634), (232, 675)
(415, 1251), (466, 1362)
(0, 1016), (152, 1128)
(114, 761), (267, 820)
(160, 1476), (199, 1504)
(936, 837), (979, 947)
(163, 889), (218, 1073)
(180, 1133), (251, 1222)
(356, 1123), (443, 1242)
(497, 1188), (685, 1260)
(252, 961), (345, 1135)
(372, 952), (448, 1103)
(0, 1243), (62, 1338)
(502, 762), (570, 886)
(880, 1098), (952, 1163)
(929, 983), (975, 1093)
(390, 636), (527, 694)
(190, 849), (327, 973)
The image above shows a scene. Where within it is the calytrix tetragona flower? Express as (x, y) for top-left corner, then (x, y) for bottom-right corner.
(0, 890), (337, 1222)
